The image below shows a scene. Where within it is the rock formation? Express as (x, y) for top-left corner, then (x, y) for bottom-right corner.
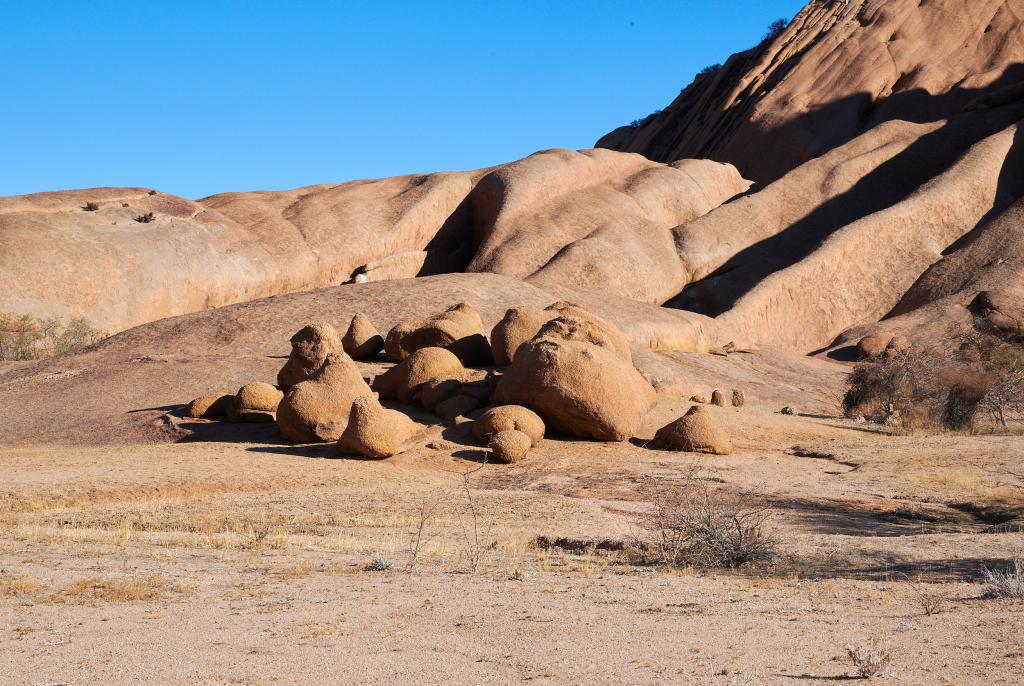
(342, 313), (385, 359)
(227, 383), (283, 423)
(652, 406), (733, 455)
(493, 313), (657, 441)
(488, 430), (531, 464)
(337, 395), (420, 458)
(472, 405), (545, 447)
(277, 323), (342, 389)
(277, 353), (372, 443)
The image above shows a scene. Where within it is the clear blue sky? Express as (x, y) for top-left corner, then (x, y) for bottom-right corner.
(1, 1), (805, 199)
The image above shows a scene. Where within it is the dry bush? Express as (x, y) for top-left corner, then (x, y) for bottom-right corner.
(846, 644), (893, 679)
(364, 550), (393, 572)
(82, 201), (100, 211)
(843, 323), (1024, 433)
(0, 311), (106, 361)
(982, 559), (1024, 599)
(134, 211), (156, 223)
(632, 471), (775, 570)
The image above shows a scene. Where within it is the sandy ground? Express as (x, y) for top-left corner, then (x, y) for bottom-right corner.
(1, 404), (1022, 685)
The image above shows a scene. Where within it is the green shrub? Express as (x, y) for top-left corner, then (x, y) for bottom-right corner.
(0, 311), (106, 361)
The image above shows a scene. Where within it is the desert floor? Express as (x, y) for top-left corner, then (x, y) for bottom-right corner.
(1, 403), (1022, 685)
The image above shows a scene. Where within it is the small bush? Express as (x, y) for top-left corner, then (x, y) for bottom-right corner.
(846, 644), (893, 679)
(364, 550), (393, 572)
(632, 470), (775, 569)
(134, 212), (155, 223)
(82, 201), (100, 212)
(762, 18), (788, 42)
(0, 311), (106, 361)
(698, 63), (722, 79)
(982, 559), (1024, 599)
(843, 323), (1024, 432)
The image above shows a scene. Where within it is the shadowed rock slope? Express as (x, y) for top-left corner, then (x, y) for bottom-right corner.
(598, 0), (1024, 185)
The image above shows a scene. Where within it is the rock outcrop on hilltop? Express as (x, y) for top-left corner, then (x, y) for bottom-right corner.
(598, 0), (1024, 185)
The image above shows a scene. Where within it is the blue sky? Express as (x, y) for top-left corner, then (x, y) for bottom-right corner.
(1, 1), (805, 199)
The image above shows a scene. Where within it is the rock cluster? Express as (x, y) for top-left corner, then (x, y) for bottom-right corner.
(185, 301), (663, 461)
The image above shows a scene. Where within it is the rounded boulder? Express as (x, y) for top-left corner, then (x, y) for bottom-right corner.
(652, 406), (733, 455)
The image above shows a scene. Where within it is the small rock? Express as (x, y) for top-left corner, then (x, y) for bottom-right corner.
(710, 390), (727, 407)
(489, 429), (531, 464)
(731, 390), (745, 407)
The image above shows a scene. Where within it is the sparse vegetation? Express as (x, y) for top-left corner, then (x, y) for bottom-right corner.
(47, 575), (187, 604)
(762, 18), (789, 42)
(364, 550), (394, 572)
(982, 559), (1024, 599)
(629, 109), (663, 128)
(82, 201), (100, 211)
(631, 471), (775, 569)
(846, 643), (893, 679)
(0, 311), (106, 361)
(134, 211), (156, 223)
(698, 63), (723, 79)
(843, 322), (1024, 432)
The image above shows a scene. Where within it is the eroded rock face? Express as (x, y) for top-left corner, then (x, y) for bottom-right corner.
(228, 383), (283, 423)
(337, 395), (419, 458)
(342, 312), (384, 360)
(492, 323), (656, 441)
(384, 303), (493, 366)
(652, 406), (733, 455)
(278, 323), (343, 389)
(472, 405), (545, 446)
(277, 353), (372, 443)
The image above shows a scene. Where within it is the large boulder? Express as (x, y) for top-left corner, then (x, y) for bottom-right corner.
(278, 323), (343, 389)
(227, 382), (283, 423)
(342, 312), (385, 359)
(337, 395), (420, 458)
(277, 353), (372, 443)
(472, 405), (545, 446)
(372, 347), (465, 405)
(384, 302), (493, 366)
(492, 317), (656, 441)
(185, 391), (233, 419)
(488, 429), (531, 464)
(652, 405), (733, 455)
(490, 306), (555, 367)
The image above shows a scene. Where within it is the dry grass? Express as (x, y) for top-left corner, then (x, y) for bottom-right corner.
(982, 559), (1024, 599)
(46, 575), (190, 604)
(0, 574), (40, 599)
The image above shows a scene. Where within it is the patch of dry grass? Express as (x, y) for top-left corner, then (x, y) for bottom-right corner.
(0, 574), (40, 599)
(46, 574), (190, 604)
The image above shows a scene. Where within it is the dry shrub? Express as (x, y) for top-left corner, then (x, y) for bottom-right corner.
(983, 559), (1024, 599)
(843, 322), (1024, 432)
(846, 644), (893, 679)
(631, 470), (775, 570)
(0, 311), (106, 361)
